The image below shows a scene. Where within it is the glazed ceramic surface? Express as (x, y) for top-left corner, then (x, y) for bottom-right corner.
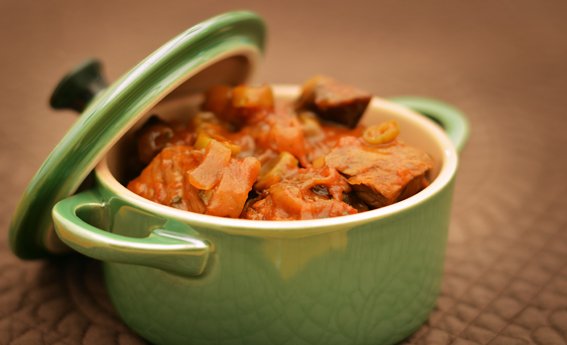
(52, 85), (466, 345)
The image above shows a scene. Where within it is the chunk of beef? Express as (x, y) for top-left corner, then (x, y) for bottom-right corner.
(325, 137), (433, 208)
(296, 76), (372, 128)
(342, 192), (370, 213)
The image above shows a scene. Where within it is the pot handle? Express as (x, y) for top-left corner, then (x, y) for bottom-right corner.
(50, 59), (108, 113)
(52, 190), (211, 276)
(390, 96), (469, 152)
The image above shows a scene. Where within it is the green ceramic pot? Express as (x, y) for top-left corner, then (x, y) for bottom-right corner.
(53, 89), (466, 345)
(10, 11), (469, 345)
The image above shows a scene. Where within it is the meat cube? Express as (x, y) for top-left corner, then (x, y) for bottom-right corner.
(296, 76), (372, 128)
(325, 137), (433, 208)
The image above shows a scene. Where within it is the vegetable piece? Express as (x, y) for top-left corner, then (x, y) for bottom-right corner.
(189, 139), (232, 190)
(230, 84), (274, 124)
(298, 111), (323, 138)
(194, 129), (241, 155)
(136, 116), (174, 164)
(232, 85), (274, 112)
(193, 130), (213, 150)
(296, 76), (372, 128)
(255, 152), (299, 190)
(205, 156), (261, 218)
(362, 120), (400, 145)
(311, 156), (326, 168)
(191, 111), (220, 129)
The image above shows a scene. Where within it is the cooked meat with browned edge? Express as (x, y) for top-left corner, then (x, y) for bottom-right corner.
(325, 136), (433, 208)
(295, 76), (372, 128)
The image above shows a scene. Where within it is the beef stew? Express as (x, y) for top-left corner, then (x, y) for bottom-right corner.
(127, 76), (434, 220)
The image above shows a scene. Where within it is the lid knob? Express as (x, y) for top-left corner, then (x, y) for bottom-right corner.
(49, 59), (108, 113)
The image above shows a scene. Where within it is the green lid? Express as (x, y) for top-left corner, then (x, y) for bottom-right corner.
(9, 11), (266, 259)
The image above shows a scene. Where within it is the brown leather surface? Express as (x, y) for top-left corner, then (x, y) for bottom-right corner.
(1, 0), (566, 344)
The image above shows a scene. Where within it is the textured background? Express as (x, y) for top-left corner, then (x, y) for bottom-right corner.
(2, 0), (567, 344)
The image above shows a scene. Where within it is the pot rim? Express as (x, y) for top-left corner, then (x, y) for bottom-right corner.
(95, 85), (458, 231)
